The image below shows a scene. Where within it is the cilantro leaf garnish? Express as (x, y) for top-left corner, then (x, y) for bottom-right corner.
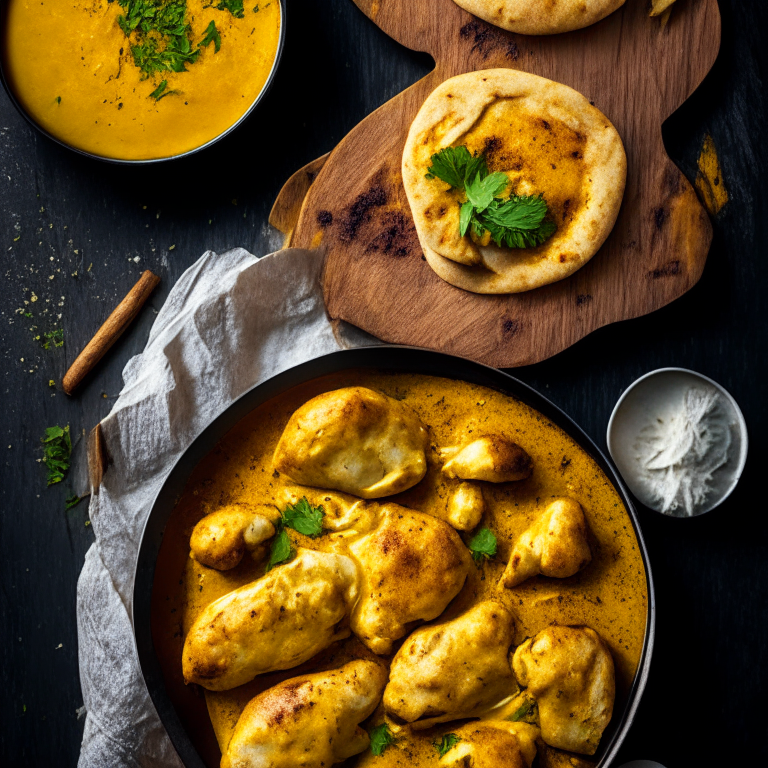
(426, 146), (487, 189)
(426, 145), (556, 250)
(266, 528), (292, 571)
(434, 733), (461, 757)
(468, 526), (497, 562)
(198, 20), (221, 52)
(465, 171), (508, 213)
(281, 497), (325, 537)
(369, 723), (397, 756)
(266, 497), (326, 570)
(41, 425), (72, 486)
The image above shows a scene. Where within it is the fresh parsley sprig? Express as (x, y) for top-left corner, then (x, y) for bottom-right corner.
(468, 526), (497, 562)
(369, 723), (397, 756)
(426, 145), (556, 250)
(41, 425), (72, 486)
(266, 497), (326, 571)
(434, 733), (461, 757)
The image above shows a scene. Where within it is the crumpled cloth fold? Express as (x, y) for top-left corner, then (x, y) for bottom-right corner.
(77, 247), (373, 767)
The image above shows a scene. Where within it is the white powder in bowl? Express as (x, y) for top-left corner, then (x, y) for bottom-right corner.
(634, 387), (732, 516)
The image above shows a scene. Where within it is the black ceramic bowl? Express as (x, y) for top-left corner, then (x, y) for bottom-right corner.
(0, 0), (286, 165)
(133, 346), (655, 768)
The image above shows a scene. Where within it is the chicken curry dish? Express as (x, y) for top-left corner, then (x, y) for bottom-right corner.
(152, 370), (648, 768)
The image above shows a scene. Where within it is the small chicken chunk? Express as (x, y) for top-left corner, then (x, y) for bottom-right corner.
(438, 721), (539, 768)
(190, 504), (277, 571)
(348, 503), (472, 654)
(183, 549), (359, 690)
(446, 482), (485, 530)
(442, 436), (532, 483)
(502, 498), (592, 588)
(222, 659), (387, 768)
(273, 387), (429, 499)
(384, 601), (517, 728)
(512, 625), (615, 755)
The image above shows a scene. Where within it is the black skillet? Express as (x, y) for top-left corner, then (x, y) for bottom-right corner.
(133, 345), (656, 768)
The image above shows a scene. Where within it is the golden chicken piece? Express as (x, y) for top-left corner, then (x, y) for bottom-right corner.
(438, 721), (539, 768)
(183, 549), (359, 691)
(222, 659), (387, 768)
(446, 482), (485, 530)
(512, 625), (615, 755)
(273, 387), (429, 499)
(442, 436), (532, 483)
(384, 601), (517, 728)
(189, 504), (278, 571)
(502, 499), (592, 588)
(348, 503), (472, 654)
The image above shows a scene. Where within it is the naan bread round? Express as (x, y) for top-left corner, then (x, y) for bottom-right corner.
(402, 69), (626, 294)
(453, 0), (625, 35)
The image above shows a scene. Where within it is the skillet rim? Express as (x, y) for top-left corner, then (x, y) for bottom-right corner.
(132, 344), (655, 768)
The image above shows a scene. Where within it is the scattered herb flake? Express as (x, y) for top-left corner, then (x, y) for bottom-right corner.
(42, 328), (64, 349)
(468, 527), (497, 562)
(65, 494), (82, 511)
(369, 723), (396, 756)
(509, 698), (537, 723)
(434, 733), (460, 757)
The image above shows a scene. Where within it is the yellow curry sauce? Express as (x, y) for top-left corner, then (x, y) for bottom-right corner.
(2, 0), (280, 160)
(152, 371), (648, 766)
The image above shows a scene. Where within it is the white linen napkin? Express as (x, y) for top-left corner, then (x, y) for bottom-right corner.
(76, 247), (374, 768)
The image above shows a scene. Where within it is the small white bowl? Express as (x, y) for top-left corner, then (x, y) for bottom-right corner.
(607, 368), (748, 517)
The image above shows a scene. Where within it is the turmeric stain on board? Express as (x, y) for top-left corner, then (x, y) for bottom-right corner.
(2, 0), (280, 160)
(695, 133), (729, 216)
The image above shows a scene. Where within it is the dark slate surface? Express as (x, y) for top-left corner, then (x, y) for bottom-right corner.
(1, 0), (765, 765)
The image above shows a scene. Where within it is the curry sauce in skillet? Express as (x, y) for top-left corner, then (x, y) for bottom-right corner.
(152, 371), (648, 767)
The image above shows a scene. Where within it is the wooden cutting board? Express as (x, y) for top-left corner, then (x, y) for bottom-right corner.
(273, 0), (720, 368)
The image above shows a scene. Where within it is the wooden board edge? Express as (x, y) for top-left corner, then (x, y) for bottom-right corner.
(269, 153), (331, 247)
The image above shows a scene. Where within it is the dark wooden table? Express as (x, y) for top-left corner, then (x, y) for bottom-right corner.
(1, 0), (765, 765)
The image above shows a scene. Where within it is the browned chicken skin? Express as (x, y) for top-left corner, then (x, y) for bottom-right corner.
(384, 600), (517, 728)
(512, 625), (615, 755)
(222, 659), (387, 768)
(348, 503), (473, 654)
(502, 498), (592, 588)
(273, 387), (429, 499)
(442, 435), (533, 483)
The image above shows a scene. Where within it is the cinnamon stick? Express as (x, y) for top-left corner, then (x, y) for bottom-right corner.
(63, 270), (160, 395)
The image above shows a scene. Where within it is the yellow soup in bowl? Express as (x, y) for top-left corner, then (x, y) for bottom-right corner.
(2, 0), (282, 161)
